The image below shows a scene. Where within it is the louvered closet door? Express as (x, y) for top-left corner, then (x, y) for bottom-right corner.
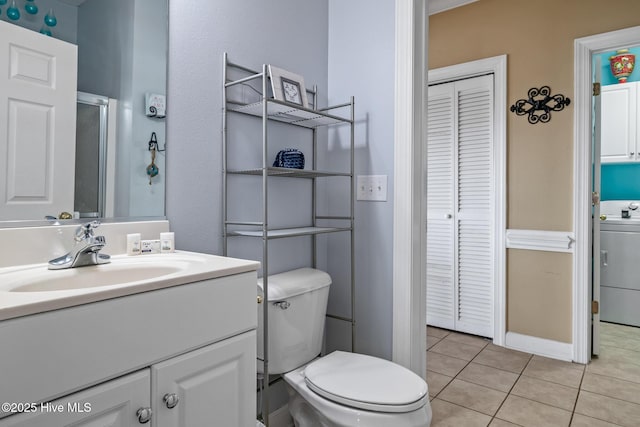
(427, 74), (494, 338)
(426, 83), (456, 330)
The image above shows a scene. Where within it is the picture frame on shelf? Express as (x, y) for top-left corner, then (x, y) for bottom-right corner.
(268, 65), (309, 108)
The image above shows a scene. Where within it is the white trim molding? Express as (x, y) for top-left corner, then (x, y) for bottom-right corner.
(428, 54), (507, 347)
(392, 0), (428, 377)
(505, 332), (573, 362)
(506, 229), (576, 253)
(573, 25), (640, 364)
(428, 0), (478, 15)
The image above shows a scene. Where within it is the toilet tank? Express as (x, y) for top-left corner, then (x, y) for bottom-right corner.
(257, 268), (331, 375)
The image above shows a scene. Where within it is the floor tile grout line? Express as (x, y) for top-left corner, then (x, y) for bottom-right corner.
(567, 360), (587, 427)
(431, 397), (499, 424)
(486, 351), (533, 425)
(578, 386), (640, 407)
(429, 342), (485, 400)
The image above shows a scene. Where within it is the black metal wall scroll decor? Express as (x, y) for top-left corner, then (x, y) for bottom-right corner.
(510, 86), (571, 124)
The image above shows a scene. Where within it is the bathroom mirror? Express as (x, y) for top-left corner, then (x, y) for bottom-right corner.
(0, 0), (168, 225)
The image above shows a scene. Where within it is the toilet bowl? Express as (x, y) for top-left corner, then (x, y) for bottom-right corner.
(285, 351), (432, 426)
(257, 268), (431, 427)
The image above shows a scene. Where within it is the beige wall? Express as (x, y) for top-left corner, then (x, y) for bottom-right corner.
(429, 0), (640, 343)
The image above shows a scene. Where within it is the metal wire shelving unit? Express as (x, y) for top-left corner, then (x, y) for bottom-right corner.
(221, 53), (355, 426)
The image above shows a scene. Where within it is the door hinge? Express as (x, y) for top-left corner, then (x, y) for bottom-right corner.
(592, 300), (599, 315)
(593, 82), (601, 96)
(592, 191), (600, 206)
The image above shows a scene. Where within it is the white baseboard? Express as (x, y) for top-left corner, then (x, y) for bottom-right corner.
(505, 332), (573, 362)
(268, 404), (293, 427)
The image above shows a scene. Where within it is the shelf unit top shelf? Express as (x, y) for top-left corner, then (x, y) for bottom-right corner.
(227, 99), (352, 129)
(227, 167), (351, 179)
(227, 226), (351, 239)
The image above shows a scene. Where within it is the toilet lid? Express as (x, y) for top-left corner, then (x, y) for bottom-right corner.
(303, 351), (428, 413)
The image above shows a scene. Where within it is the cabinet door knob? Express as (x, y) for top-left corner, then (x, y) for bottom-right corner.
(163, 393), (180, 409)
(631, 152), (635, 156)
(136, 407), (152, 423)
(446, 214), (452, 219)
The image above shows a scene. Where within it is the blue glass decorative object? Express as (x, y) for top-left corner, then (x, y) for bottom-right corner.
(0, 0), (7, 6)
(39, 25), (52, 36)
(24, 0), (38, 15)
(7, 0), (20, 20)
(44, 8), (57, 27)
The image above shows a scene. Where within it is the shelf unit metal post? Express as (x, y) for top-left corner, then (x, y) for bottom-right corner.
(222, 54), (354, 426)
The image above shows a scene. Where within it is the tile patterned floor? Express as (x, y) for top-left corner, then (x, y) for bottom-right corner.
(426, 322), (640, 427)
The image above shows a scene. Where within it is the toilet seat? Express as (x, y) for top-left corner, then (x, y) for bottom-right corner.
(303, 351), (428, 413)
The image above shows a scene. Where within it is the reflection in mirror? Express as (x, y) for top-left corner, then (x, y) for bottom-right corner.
(75, 92), (112, 219)
(0, 0), (167, 224)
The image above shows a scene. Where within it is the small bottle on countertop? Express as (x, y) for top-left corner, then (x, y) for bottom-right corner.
(127, 233), (141, 256)
(160, 232), (175, 253)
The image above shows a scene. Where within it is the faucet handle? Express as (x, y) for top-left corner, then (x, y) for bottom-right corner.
(75, 220), (101, 242)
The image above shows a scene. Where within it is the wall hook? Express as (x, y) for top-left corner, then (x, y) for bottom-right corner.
(148, 132), (165, 152)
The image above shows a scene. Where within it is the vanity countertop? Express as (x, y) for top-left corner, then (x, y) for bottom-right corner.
(0, 251), (260, 321)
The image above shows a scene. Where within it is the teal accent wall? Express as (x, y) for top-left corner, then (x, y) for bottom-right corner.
(597, 47), (640, 86)
(601, 163), (640, 200)
(597, 47), (640, 201)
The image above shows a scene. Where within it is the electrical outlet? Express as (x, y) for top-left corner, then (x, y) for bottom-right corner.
(357, 175), (387, 201)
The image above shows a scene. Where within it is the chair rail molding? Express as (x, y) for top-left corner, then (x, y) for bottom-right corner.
(506, 229), (575, 253)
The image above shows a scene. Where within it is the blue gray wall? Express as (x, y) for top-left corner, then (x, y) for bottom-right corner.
(167, 0), (396, 361)
(326, 0), (396, 359)
(166, 0), (329, 263)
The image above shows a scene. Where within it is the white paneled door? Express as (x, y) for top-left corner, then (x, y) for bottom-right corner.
(427, 74), (495, 338)
(0, 21), (77, 220)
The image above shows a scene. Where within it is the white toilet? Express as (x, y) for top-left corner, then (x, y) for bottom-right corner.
(257, 268), (432, 427)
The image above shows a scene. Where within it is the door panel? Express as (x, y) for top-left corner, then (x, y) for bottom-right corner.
(0, 21), (77, 220)
(0, 370), (150, 427)
(152, 331), (256, 427)
(427, 84), (455, 329)
(600, 83), (636, 163)
(456, 76), (494, 337)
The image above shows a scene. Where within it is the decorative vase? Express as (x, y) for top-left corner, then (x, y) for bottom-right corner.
(609, 49), (636, 83)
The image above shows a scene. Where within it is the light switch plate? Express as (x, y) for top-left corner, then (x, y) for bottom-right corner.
(357, 175), (387, 201)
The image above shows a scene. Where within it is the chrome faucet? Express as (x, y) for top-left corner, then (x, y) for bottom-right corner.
(48, 221), (111, 270)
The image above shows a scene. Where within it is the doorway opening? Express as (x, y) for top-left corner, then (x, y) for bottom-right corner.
(592, 45), (640, 356)
(574, 26), (640, 364)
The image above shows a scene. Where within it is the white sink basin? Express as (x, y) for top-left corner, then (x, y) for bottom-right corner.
(0, 251), (261, 321)
(0, 256), (192, 293)
(8, 264), (183, 292)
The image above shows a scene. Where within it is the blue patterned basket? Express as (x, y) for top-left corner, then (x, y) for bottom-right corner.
(273, 149), (305, 169)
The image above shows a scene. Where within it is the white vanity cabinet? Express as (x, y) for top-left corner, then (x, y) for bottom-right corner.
(0, 370), (151, 426)
(152, 331), (255, 427)
(0, 268), (258, 427)
(601, 82), (638, 163)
